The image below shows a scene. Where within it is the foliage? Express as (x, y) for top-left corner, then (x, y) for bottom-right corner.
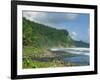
(23, 17), (74, 48)
(23, 58), (78, 68)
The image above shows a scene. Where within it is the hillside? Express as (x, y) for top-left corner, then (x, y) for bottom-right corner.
(23, 17), (74, 48)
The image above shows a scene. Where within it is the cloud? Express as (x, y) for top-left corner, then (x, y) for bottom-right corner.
(23, 11), (46, 22)
(65, 13), (78, 20)
(23, 11), (79, 28)
(72, 32), (77, 36)
(69, 31), (77, 40)
(23, 12), (37, 21)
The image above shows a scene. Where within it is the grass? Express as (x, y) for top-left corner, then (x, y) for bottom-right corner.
(23, 59), (56, 68)
(23, 46), (79, 68)
(23, 46), (45, 59)
(23, 58), (77, 68)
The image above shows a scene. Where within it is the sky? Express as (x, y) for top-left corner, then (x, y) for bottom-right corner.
(23, 11), (90, 43)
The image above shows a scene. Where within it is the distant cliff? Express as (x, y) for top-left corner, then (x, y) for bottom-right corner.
(74, 40), (89, 48)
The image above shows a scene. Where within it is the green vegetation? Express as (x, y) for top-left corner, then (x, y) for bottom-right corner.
(23, 17), (74, 48)
(23, 57), (78, 68)
(22, 17), (89, 68)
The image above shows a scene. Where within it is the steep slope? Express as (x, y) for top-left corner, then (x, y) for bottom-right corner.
(23, 17), (74, 48)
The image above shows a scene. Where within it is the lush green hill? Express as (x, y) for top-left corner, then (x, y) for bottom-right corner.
(23, 17), (74, 48)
